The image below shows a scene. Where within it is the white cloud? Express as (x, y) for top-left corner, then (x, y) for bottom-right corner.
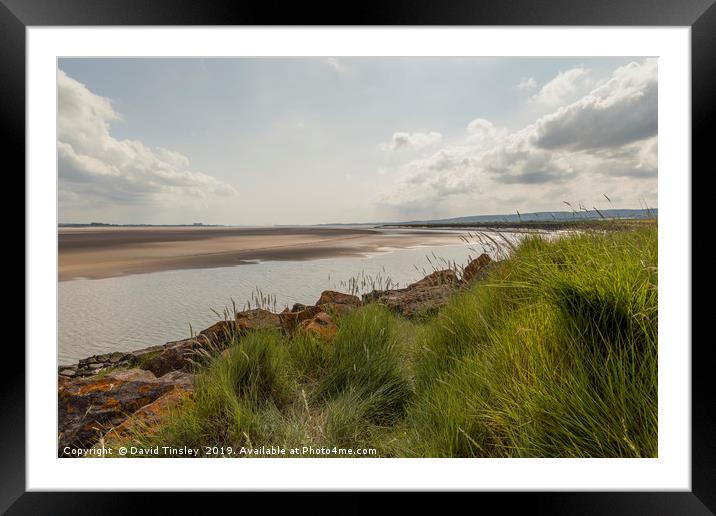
(378, 59), (657, 215)
(533, 59), (657, 151)
(518, 77), (537, 90)
(381, 131), (443, 152)
(530, 66), (592, 106)
(57, 70), (236, 211)
(465, 118), (508, 149)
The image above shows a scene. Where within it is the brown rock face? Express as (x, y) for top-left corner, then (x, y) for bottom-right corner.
(140, 345), (192, 377)
(298, 311), (338, 339)
(316, 290), (361, 307)
(375, 284), (455, 317)
(362, 269), (459, 317)
(410, 269), (459, 287)
(319, 302), (358, 318)
(196, 309), (280, 346)
(198, 321), (235, 347)
(58, 369), (193, 455)
(104, 386), (192, 442)
(462, 253), (492, 283)
(279, 305), (321, 333)
(236, 308), (282, 333)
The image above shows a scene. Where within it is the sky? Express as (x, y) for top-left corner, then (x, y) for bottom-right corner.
(57, 57), (657, 225)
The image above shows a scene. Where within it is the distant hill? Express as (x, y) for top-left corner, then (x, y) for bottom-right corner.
(393, 208), (657, 226)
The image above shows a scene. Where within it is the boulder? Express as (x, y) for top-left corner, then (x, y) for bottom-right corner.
(364, 269), (459, 317)
(58, 368), (192, 454)
(316, 290), (361, 307)
(108, 352), (128, 364)
(462, 253), (492, 283)
(279, 305), (321, 333)
(298, 311), (338, 340)
(58, 375), (72, 390)
(103, 386), (192, 442)
(319, 302), (358, 318)
(140, 345), (192, 377)
(235, 308), (282, 333)
(198, 321), (235, 347)
(410, 269), (459, 287)
(374, 284), (455, 317)
(130, 344), (166, 364)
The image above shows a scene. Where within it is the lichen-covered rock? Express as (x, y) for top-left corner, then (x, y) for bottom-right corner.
(363, 269), (459, 317)
(59, 368), (77, 378)
(198, 321), (235, 347)
(130, 345), (166, 365)
(297, 311), (338, 339)
(375, 284), (455, 317)
(236, 308), (282, 333)
(319, 302), (358, 318)
(58, 369), (193, 455)
(410, 269), (459, 287)
(103, 386), (192, 442)
(279, 305), (321, 333)
(316, 290), (361, 307)
(140, 345), (192, 377)
(462, 253), (492, 283)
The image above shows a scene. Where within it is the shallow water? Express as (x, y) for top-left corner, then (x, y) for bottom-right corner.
(58, 235), (523, 365)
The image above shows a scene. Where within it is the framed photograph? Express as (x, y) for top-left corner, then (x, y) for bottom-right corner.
(9, 0), (712, 511)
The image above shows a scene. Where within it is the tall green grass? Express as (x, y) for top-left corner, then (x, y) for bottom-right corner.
(402, 227), (657, 457)
(113, 224), (658, 458)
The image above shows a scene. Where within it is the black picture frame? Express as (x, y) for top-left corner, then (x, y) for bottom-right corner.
(6, 0), (712, 512)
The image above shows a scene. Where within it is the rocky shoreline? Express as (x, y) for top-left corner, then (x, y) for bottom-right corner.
(58, 253), (494, 456)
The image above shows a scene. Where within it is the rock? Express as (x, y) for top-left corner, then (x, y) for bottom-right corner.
(59, 369), (76, 377)
(279, 305), (321, 333)
(195, 310), (281, 347)
(58, 376), (72, 389)
(317, 291), (361, 307)
(298, 311), (338, 339)
(130, 344), (166, 364)
(462, 253), (492, 283)
(88, 363), (104, 371)
(361, 290), (384, 304)
(377, 284), (454, 317)
(365, 269), (459, 317)
(291, 303), (310, 312)
(58, 368), (193, 454)
(140, 345), (192, 377)
(198, 321), (235, 347)
(103, 387), (192, 442)
(410, 269), (459, 287)
(236, 308), (282, 333)
(108, 352), (127, 364)
(319, 302), (358, 317)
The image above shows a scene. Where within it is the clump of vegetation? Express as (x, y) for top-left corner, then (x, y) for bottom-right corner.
(115, 223), (658, 458)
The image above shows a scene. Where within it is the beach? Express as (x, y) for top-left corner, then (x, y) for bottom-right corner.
(58, 226), (465, 281)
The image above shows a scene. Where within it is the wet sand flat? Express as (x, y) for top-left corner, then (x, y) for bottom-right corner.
(58, 226), (465, 281)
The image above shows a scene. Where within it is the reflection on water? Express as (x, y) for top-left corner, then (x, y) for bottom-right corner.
(58, 236), (522, 365)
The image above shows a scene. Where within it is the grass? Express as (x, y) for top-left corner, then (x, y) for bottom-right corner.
(109, 222), (658, 458)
